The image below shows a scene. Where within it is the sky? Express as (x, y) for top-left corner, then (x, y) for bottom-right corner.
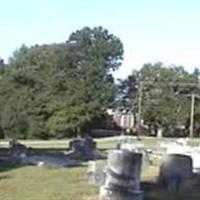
(1, 0), (200, 79)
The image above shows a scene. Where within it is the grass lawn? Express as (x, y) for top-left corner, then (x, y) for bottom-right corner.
(0, 166), (97, 200)
(1, 136), (200, 149)
(0, 136), (200, 200)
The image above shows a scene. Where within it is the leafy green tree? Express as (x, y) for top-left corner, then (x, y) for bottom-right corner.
(0, 26), (123, 139)
(118, 63), (200, 136)
(46, 26), (123, 137)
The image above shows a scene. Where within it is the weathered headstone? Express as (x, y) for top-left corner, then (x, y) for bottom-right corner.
(87, 161), (97, 184)
(158, 154), (193, 192)
(68, 137), (98, 160)
(189, 151), (200, 173)
(8, 140), (28, 164)
(99, 149), (143, 200)
(120, 143), (150, 170)
(157, 128), (163, 138)
(87, 161), (106, 185)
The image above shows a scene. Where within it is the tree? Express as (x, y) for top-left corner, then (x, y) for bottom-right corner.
(116, 70), (139, 111)
(46, 26), (123, 137)
(0, 26), (123, 139)
(118, 63), (200, 137)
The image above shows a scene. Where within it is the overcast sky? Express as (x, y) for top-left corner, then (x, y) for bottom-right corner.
(1, 0), (200, 79)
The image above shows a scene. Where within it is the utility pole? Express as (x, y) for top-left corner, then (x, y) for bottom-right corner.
(133, 81), (200, 138)
(137, 81), (143, 131)
(189, 93), (195, 138)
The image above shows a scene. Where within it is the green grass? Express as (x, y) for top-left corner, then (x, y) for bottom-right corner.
(0, 166), (97, 200)
(1, 163), (200, 200)
(0, 140), (71, 149)
(1, 136), (200, 149)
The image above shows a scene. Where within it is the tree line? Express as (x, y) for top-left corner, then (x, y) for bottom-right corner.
(0, 26), (200, 139)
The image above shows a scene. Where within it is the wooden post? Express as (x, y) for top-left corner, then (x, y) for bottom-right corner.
(189, 93), (195, 138)
(137, 82), (143, 129)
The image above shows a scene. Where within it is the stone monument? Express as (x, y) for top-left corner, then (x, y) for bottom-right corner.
(68, 137), (99, 160)
(99, 149), (143, 200)
(8, 139), (28, 164)
(158, 154), (193, 192)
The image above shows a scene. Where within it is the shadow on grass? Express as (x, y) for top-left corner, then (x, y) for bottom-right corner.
(141, 181), (161, 200)
(0, 162), (23, 173)
(142, 180), (200, 200)
(142, 181), (157, 191)
(0, 148), (24, 173)
(0, 174), (11, 180)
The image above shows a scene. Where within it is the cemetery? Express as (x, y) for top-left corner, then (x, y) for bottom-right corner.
(1, 0), (200, 198)
(1, 136), (200, 200)
(1, 16), (200, 200)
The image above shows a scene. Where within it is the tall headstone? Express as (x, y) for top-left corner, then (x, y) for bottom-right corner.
(99, 149), (143, 200)
(158, 154), (193, 192)
(8, 140), (28, 164)
(68, 137), (97, 160)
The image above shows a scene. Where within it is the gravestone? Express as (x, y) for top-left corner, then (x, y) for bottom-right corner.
(120, 143), (151, 170)
(8, 139), (28, 164)
(87, 161), (97, 184)
(158, 154), (193, 192)
(157, 128), (163, 138)
(99, 149), (143, 200)
(87, 161), (106, 186)
(68, 137), (98, 160)
(189, 151), (200, 173)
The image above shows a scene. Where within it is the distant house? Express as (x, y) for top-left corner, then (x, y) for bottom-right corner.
(90, 110), (135, 137)
(107, 109), (135, 130)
